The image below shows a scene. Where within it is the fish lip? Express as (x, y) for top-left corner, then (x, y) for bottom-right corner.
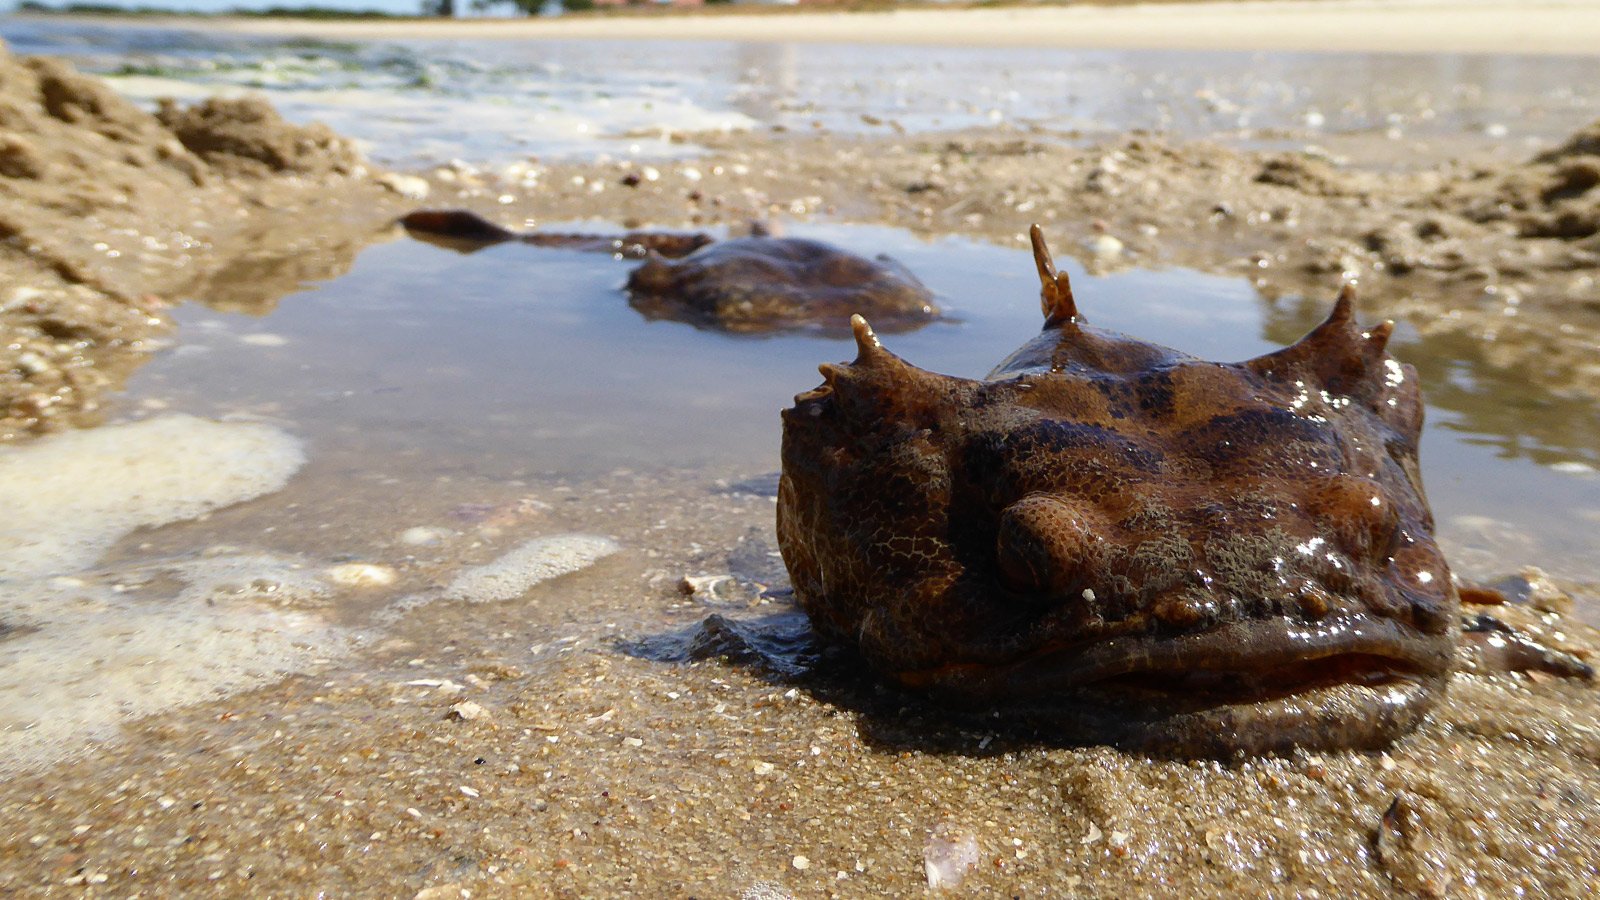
(897, 614), (1455, 703)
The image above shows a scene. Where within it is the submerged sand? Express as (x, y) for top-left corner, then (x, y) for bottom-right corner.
(3, 29), (1600, 900)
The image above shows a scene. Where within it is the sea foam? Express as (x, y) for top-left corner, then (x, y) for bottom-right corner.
(0, 414), (305, 581)
(0, 415), (333, 773)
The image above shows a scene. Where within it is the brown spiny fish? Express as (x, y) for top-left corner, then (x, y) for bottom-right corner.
(777, 225), (1457, 757)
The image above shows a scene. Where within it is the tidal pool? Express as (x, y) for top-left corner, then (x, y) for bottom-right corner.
(112, 222), (1600, 594)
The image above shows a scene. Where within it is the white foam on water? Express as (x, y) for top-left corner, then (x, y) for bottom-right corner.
(104, 74), (222, 103)
(0, 414), (306, 582)
(168, 550), (337, 609)
(445, 534), (621, 603)
(0, 555), (350, 775)
(105, 76), (757, 166)
(0, 416), (340, 773)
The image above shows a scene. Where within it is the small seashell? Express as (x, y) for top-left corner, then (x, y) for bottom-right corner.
(923, 823), (983, 890)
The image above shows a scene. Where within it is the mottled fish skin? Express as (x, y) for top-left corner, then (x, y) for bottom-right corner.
(626, 237), (939, 334)
(399, 209), (939, 333)
(400, 208), (714, 258)
(777, 225), (1457, 757)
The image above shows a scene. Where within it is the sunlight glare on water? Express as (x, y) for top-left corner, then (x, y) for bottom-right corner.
(5, 18), (1600, 165)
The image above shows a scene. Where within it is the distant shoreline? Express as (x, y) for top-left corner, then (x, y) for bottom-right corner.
(16, 0), (1600, 55)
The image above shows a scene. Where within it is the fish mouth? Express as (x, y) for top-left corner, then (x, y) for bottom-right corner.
(894, 614), (1455, 755)
(897, 614), (1454, 711)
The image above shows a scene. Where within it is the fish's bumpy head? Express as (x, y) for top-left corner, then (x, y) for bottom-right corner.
(778, 281), (1455, 704)
(777, 316), (975, 666)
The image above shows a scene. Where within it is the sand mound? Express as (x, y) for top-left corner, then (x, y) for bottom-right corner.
(155, 95), (363, 178)
(0, 40), (405, 440)
(1534, 120), (1600, 164)
(1430, 119), (1600, 242)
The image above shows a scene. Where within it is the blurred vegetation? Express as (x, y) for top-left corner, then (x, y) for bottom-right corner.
(11, 0), (1330, 21)
(15, 0), (404, 16)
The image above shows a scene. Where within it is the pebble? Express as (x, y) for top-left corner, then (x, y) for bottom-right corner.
(413, 885), (467, 900)
(16, 351), (49, 376)
(400, 526), (450, 546)
(678, 573), (732, 597)
(325, 563), (398, 587)
(791, 855), (810, 871)
(239, 333), (287, 347)
(2, 286), (43, 313)
(1088, 234), (1125, 261)
(446, 700), (490, 722)
(376, 172), (430, 201)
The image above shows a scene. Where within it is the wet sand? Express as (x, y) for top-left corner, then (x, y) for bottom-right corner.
(3, 460), (1599, 899)
(126, 1), (1600, 57)
(4, 29), (1600, 900)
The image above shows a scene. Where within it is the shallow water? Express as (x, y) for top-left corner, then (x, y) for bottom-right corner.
(111, 223), (1600, 590)
(5, 17), (1598, 164)
(2, 18), (1584, 599)
(13, 218), (1593, 777)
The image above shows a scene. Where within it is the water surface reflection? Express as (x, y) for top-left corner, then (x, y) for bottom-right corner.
(5, 18), (1597, 165)
(113, 224), (1600, 582)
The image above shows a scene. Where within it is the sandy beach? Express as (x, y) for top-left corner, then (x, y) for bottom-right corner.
(171, 0), (1600, 56)
(5, 5), (1600, 897)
